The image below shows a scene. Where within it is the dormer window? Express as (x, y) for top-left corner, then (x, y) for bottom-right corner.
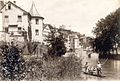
(35, 19), (39, 25)
(8, 4), (11, 10)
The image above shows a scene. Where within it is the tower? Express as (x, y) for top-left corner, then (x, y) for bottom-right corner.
(29, 1), (44, 43)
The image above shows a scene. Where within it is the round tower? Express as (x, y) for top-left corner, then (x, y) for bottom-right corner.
(29, 1), (44, 43)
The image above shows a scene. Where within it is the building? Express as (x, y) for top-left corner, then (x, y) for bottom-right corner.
(0, 1), (83, 51)
(0, 1), (44, 43)
(43, 24), (54, 43)
(43, 24), (81, 51)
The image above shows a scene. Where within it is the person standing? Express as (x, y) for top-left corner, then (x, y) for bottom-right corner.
(96, 61), (102, 76)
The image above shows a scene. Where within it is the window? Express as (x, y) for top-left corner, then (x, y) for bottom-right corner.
(4, 15), (9, 22)
(18, 15), (22, 22)
(8, 4), (11, 10)
(11, 32), (14, 35)
(35, 19), (39, 25)
(5, 15), (8, 18)
(5, 28), (8, 33)
(35, 29), (39, 35)
(18, 27), (22, 31)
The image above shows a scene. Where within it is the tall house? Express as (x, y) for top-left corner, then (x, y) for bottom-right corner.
(1, 1), (29, 35)
(29, 2), (44, 42)
(0, 1), (44, 43)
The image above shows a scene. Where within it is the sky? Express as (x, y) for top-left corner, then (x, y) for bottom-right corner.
(3, 0), (120, 36)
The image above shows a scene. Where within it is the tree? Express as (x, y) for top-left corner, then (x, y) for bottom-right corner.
(0, 43), (26, 81)
(46, 28), (66, 57)
(22, 18), (38, 55)
(92, 8), (120, 54)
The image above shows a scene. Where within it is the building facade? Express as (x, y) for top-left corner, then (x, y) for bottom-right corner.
(0, 1), (82, 51)
(0, 1), (44, 43)
(43, 24), (81, 51)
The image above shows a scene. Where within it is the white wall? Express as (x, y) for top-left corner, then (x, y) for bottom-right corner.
(0, 12), (2, 31)
(0, 32), (6, 41)
(1, 2), (29, 32)
(74, 38), (79, 49)
(31, 18), (43, 42)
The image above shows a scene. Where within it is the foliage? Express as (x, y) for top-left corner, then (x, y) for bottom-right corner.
(28, 20), (32, 42)
(25, 55), (82, 80)
(92, 8), (120, 54)
(22, 20), (38, 55)
(46, 28), (67, 57)
(0, 44), (26, 81)
(27, 42), (38, 54)
(25, 58), (43, 80)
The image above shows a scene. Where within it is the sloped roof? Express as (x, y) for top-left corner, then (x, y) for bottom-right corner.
(43, 24), (54, 31)
(1, 1), (28, 14)
(29, 1), (44, 19)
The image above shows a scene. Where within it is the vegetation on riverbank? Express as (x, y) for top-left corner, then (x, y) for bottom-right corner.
(92, 8), (120, 55)
(0, 42), (82, 81)
(25, 54), (82, 81)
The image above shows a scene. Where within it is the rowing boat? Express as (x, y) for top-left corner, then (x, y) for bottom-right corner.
(83, 72), (106, 77)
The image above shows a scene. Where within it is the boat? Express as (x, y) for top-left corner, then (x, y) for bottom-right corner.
(83, 71), (106, 77)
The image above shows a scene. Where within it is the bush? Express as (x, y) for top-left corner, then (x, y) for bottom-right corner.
(25, 58), (43, 80)
(45, 27), (67, 57)
(0, 44), (26, 81)
(25, 55), (82, 80)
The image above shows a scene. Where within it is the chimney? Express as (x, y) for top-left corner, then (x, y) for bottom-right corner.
(13, 1), (16, 4)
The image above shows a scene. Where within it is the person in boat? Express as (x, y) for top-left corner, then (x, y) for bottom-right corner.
(96, 61), (102, 76)
(84, 62), (89, 73)
(88, 66), (96, 75)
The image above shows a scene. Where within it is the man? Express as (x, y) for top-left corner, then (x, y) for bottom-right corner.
(96, 61), (102, 76)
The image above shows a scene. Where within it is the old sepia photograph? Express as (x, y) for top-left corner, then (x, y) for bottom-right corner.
(0, 0), (120, 81)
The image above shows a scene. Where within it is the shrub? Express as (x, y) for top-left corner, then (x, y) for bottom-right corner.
(0, 44), (26, 81)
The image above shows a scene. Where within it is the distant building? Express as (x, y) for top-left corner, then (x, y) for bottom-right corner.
(43, 24), (81, 51)
(0, 1), (44, 43)
(0, 1), (86, 51)
(43, 24), (54, 45)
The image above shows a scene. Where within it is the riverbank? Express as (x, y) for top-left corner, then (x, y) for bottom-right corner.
(21, 54), (83, 81)
(99, 54), (120, 60)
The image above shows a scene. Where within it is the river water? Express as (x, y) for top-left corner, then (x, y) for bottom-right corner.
(77, 49), (120, 81)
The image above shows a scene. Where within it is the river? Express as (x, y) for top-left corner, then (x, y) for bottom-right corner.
(77, 49), (120, 81)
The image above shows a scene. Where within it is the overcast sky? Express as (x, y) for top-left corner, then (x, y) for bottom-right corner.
(5, 0), (120, 36)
